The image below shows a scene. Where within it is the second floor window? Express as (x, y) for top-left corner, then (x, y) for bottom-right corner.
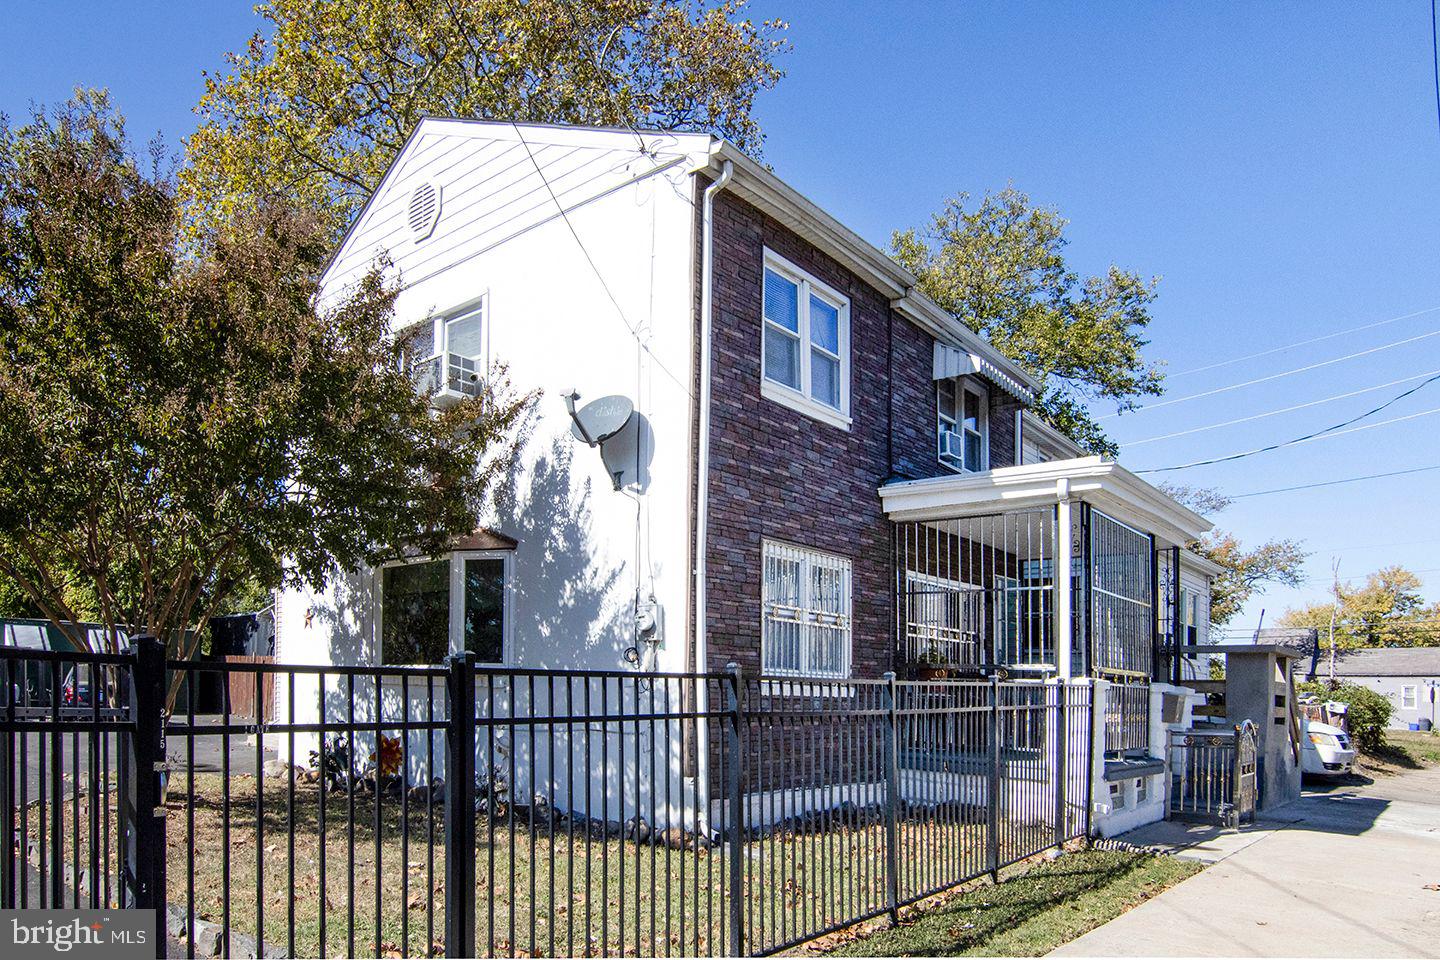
(442, 303), (484, 359)
(761, 251), (851, 428)
(938, 378), (987, 472)
(1179, 587), (1202, 644)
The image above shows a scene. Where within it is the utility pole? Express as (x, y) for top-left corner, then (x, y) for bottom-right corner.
(1327, 559), (1340, 685)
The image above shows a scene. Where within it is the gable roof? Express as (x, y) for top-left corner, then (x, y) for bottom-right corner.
(1298, 646), (1440, 678)
(321, 119), (1039, 402)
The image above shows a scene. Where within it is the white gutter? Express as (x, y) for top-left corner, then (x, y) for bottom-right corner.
(694, 158), (733, 835)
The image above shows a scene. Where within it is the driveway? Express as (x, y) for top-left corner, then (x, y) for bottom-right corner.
(14, 717), (275, 803)
(1052, 765), (1440, 957)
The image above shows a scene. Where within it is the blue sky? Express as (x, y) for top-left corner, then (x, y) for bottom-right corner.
(5, 1), (1439, 632)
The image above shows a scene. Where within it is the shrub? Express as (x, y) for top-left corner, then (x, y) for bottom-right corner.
(1298, 680), (1393, 752)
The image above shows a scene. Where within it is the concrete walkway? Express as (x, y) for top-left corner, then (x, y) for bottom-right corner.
(1052, 765), (1440, 957)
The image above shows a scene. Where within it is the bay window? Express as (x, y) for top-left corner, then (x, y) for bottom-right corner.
(761, 540), (852, 678)
(380, 551), (510, 664)
(761, 251), (851, 428)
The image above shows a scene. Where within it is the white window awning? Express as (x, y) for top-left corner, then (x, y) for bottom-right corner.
(933, 343), (1034, 403)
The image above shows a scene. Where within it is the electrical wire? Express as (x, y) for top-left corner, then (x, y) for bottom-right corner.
(1102, 328), (1440, 419)
(1308, 534), (1440, 553)
(1125, 367), (1440, 446)
(1432, 0), (1440, 141)
(1229, 463), (1440, 499)
(1137, 372), (1440, 473)
(1167, 305), (1440, 379)
(1298, 566), (1440, 585)
(509, 122), (695, 398)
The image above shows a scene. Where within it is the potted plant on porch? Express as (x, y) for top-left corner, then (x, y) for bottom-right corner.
(916, 640), (951, 680)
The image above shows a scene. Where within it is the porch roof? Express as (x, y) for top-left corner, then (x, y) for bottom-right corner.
(878, 456), (1213, 547)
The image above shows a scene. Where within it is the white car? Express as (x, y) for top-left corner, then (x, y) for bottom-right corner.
(1301, 720), (1356, 777)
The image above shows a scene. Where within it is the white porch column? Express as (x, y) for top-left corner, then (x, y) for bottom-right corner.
(1054, 479), (1073, 680)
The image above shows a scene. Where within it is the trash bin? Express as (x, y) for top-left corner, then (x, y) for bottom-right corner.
(1420, 718), (1434, 732)
(1409, 722), (1421, 731)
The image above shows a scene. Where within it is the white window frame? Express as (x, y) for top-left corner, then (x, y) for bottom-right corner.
(937, 377), (989, 473)
(761, 539), (853, 679)
(432, 294), (489, 362)
(760, 250), (852, 430)
(376, 550), (513, 665)
(1400, 684), (1418, 710)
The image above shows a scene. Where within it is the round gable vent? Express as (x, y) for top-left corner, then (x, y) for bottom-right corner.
(408, 181), (441, 241)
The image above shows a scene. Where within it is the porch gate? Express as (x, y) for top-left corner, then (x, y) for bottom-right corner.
(1166, 720), (1258, 828)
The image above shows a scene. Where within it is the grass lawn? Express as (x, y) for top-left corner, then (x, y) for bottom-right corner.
(1360, 729), (1440, 775)
(824, 849), (1202, 957)
(25, 773), (1054, 958)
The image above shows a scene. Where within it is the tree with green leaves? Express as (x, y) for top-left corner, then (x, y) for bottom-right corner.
(892, 187), (1164, 455)
(1281, 566), (1440, 649)
(0, 92), (534, 670)
(181, 0), (788, 239)
(1157, 483), (1307, 627)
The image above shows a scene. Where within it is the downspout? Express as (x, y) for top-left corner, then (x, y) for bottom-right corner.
(694, 158), (733, 836)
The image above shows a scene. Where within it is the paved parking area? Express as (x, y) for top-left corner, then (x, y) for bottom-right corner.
(1052, 765), (1440, 957)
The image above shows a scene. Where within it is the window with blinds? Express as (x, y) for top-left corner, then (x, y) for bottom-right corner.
(761, 540), (853, 678)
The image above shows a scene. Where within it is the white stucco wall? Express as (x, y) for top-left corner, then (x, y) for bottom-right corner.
(1089, 680), (1198, 838)
(265, 126), (712, 812)
(275, 122), (708, 679)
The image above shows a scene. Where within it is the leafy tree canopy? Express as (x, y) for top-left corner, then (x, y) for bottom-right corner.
(1158, 483), (1307, 627)
(0, 92), (534, 661)
(1281, 566), (1440, 649)
(892, 187), (1164, 455)
(181, 0), (788, 238)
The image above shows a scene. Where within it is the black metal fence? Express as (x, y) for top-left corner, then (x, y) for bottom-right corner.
(2, 641), (1093, 958)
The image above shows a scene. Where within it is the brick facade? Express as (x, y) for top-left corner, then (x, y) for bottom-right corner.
(699, 187), (1031, 681)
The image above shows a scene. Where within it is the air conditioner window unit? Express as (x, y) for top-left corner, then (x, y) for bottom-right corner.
(941, 429), (965, 465)
(412, 352), (482, 407)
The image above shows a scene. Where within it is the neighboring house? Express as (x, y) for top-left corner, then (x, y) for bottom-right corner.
(271, 120), (1220, 830)
(1299, 647), (1440, 730)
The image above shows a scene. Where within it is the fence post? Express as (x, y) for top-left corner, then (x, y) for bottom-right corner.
(1053, 681), (1068, 850)
(723, 663), (746, 956)
(1083, 680), (1099, 842)
(444, 652), (477, 959)
(124, 635), (167, 957)
(1, 658), (12, 909)
(987, 675), (1001, 881)
(881, 672), (900, 925)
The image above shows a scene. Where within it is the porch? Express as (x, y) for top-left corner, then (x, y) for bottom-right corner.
(881, 456), (1211, 687)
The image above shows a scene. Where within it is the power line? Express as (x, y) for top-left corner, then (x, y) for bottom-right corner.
(1125, 367), (1440, 446)
(509, 122), (695, 398)
(1293, 566), (1440, 585)
(1168, 305), (1440, 379)
(1309, 534), (1440, 553)
(1432, 0), (1440, 141)
(1142, 405), (1440, 473)
(1229, 463), (1440, 499)
(1137, 373), (1440, 473)
(1103, 328), (1440, 419)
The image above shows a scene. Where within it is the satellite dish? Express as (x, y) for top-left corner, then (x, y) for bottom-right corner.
(565, 392), (634, 446)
